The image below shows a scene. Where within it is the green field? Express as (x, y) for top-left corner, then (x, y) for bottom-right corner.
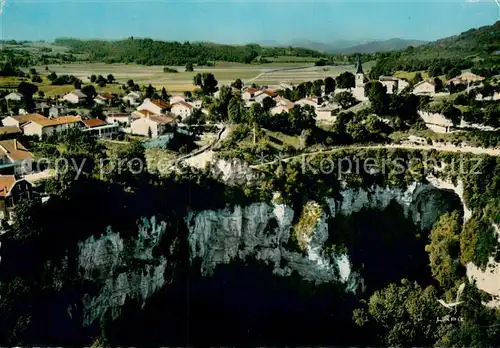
(1, 59), (377, 96)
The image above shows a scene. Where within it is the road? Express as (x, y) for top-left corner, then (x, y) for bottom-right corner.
(250, 143), (500, 169)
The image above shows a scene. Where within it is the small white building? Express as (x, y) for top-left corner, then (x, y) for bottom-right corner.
(4, 92), (23, 102)
(0, 139), (34, 176)
(412, 80), (436, 95)
(2, 114), (48, 128)
(83, 123), (120, 139)
(270, 104), (295, 115)
(137, 98), (171, 115)
(94, 92), (115, 105)
(378, 76), (410, 94)
(171, 101), (194, 120)
(63, 90), (87, 104)
(49, 105), (68, 118)
(295, 98), (318, 108)
(22, 116), (84, 138)
(242, 88), (260, 102)
(169, 95), (186, 104)
(130, 114), (176, 138)
(123, 91), (142, 106)
(106, 113), (131, 126)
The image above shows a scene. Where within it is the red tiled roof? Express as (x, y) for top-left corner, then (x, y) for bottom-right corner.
(31, 116), (82, 127)
(6, 114), (47, 126)
(0, 175), (16, 198)
(172, 101), (193, 109)
(0, 139), (33, 162)
(151, 99), (171, 109)
(82, 118), (107, 128)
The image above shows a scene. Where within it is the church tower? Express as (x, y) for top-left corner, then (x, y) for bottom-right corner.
(355, 54), (365, 88)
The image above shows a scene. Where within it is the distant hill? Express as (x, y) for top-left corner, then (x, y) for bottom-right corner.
(339, 38), (427, 54)
(368, 20), (500, 78)
(54, 38), (329, 65)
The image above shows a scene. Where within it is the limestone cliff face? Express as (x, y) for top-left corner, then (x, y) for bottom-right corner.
(187, 181), (463, 293)
(76, 179), (466, 327)
(78, 217), (167, 326)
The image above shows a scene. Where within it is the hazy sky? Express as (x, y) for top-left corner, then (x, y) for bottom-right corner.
(0, 0), (498, 43)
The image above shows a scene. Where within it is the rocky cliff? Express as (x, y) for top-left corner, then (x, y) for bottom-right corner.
(76, 179), (465, 327)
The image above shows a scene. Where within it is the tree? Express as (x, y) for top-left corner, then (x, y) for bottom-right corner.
(446, 67), (461, 80)
(312, 79), (323, 97)
(161, 87), (170, 101)
(428, 65), (442, 78)
(425, 211), (463, 287)
(183, 91), (192, 99)
(354, 279), (443, 347)
(193, 73), (219, 95)
(17, 81), (38, 100)
(324, 76), (335, 95)
(336, 71), (355, 89)
(90, 74), (97, 83)
(441, 102), (461, 126)
(74, 80), (82, 89)
(29, 68), (37, 75)
(185, 62), (194, 72)
(262, 96), (276, 111)
(412, 72), (423, 85)
(364, 81), (388, 115)
(334, 91), (357, 109)
(81, 84), (97, 99)
(96, 75), (106, 85)
(228, 96), (246, 124)
(106, 74), (115, 83)
(31, 75), (42, 83)
(127, 79), (135, 88)
(47, 72), (58, 82)
(231, 78), (243, 90)
(145, 84), (155, 99)
(433, 77), (444, 92)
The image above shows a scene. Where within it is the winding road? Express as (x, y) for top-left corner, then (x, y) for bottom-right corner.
(250, 142), (500, 169)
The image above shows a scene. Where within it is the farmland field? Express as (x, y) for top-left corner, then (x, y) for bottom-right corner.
(2, 60), (376, 96)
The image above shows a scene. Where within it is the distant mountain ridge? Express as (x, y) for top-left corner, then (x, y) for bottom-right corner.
(339, 38), (427, 53)
(256, 38), (427, 54)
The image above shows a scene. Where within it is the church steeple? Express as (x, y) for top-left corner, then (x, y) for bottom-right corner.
(355, 54), (364, 74)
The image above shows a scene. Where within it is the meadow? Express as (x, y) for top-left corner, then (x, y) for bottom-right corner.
(1, 59), (374, 96)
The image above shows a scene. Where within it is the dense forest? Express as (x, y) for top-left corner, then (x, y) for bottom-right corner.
(54, 38), (329, 65)
(369, 20), (500, 77)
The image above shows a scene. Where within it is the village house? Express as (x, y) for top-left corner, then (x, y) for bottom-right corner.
(255, 90), (278, 104)
(137, 98), (171, 115)
(171, 101), (194, 120)
(242, 88), (260, 102)
(0, 139), (34, 175)
(270, 102), (295, 115)
(22, 116), (84, 138)
(2, 113), (47, 128)
(130, 114), (177, 138)
(106, 113), (131, 126)
(63, 90), (88, 104)
(378, 76), (410, 94)
(48, 105), (69, 118)
(169, 95), (186, 104)
(0, 126), (22, 140)
(4, 92), (23, 102)
(295, 98), (318, 108)
(131, 109), (158, 119)
(34, 102), (50, 116)
(412, 80), (436, 95)
(448, 72), (485, 85)
(0, 175), (33, 222)
(82, 118), (119, 139)
(123, 91), (142, 106)
(94, 92), (116, 105)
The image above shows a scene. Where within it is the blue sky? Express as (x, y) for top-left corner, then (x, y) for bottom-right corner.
(0, 0), (498, 43)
